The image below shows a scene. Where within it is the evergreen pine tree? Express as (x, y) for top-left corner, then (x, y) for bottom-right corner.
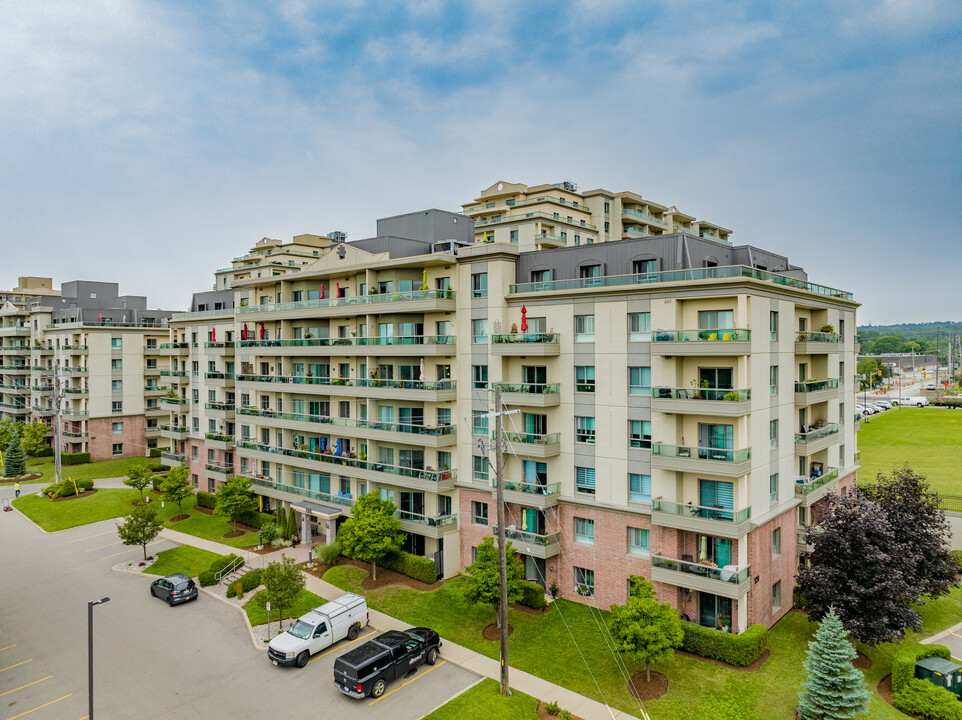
(798, 607), (870, 720)
(3, 427), (27, 479)
(276, 506), (288, 539)
(287, 507), (298, 540)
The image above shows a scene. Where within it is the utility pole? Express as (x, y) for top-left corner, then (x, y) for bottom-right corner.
(42, 361), (63, 486)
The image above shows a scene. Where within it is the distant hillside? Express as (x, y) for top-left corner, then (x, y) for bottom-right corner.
(857, 321), (962, 355)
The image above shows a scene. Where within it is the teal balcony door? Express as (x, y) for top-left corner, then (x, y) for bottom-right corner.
(699, 423), (733, 461)
(699, 479), (734, 520)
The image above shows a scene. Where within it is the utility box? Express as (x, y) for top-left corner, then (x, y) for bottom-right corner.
(915, 656), (962, 697)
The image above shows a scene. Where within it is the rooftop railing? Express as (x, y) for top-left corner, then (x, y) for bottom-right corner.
(237, 289), (454, 314)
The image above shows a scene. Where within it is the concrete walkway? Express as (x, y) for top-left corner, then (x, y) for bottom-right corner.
(159, 528), (643, 720)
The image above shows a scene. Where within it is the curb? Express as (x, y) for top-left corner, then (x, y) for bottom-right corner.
(199, 585), (266, 652)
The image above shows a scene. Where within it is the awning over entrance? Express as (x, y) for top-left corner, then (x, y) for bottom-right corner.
(291, 501), (344, 520)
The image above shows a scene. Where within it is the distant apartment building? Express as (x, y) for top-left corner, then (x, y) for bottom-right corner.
(0, 281), (172, 460)
(161, 182), (858, 634)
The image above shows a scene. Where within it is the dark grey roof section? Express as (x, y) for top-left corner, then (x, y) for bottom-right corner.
(26, 280), (173, 325)
(291, 501), (344, 517)
(375, 208), (475, 245)
(190, 289), (235, 312)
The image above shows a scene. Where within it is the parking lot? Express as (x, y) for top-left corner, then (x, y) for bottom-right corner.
(0, 510), (477, 719)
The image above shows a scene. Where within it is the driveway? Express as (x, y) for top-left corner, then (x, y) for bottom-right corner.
(0, 511), (477, 719)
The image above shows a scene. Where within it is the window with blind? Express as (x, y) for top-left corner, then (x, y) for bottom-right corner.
(576, 467), (595, 495)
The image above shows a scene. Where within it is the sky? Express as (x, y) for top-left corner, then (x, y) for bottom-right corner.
(1, 0), (960, 324)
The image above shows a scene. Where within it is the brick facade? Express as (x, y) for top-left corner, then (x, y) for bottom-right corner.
(87, 415), (145, 461)
(746, 510), (798, 628)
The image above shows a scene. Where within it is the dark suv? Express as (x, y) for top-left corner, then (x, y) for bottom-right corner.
(150, 573), (199, 606)
(333, 628), (441, 699)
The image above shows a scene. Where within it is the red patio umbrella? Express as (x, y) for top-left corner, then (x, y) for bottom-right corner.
(242, 323), (248, 340)
(259, 322), (265, 340)
(336, 282), (340, 298)
(212, 327), (216, 342)
(320, 285), (325, 300)
(520, 305), (528, 332)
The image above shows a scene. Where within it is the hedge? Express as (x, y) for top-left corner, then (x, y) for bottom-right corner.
(196, 491), (216, 510)
(226, 568), (264, 598)
(234, 508), (265, 529)
(519, 581), (548, 610)
(892, 644), (952, 694)
(148, 448), (161, 458)
(32, 446), (54, 458)
(679, 621), (768, 667)
(152, 475), (166, 492)
(379, 550), (437, 584)
(62, 452), (90, 465)
(199, 554), (242, 587)
(42, 478), (94, 498)
(894, 679), (962, 720)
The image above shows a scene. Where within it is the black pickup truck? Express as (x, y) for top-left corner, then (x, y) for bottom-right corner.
(333, 627), (441, 699)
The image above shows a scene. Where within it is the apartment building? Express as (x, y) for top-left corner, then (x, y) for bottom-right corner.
(0, 281), (172, 460)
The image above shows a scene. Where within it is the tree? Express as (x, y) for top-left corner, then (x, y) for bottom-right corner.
(262, 555), (305, 623)
(797, 607), (870, 719)
(0, 419), (17, 451)
(872, 335), (904, 354)
(214, 476), (258, 532)
(117, 503), (164, 560)
(276, 506), (288, 539)
(160, 465), (193, 518)
(123, 465), (153, 504)
(609, 576), (684, 682)
(861, 465), (955, 601)
(3, 427), (27, 479)
(797, 493), (920, 646)
(463, 536), (525, 626)
(338, 492), (403, 581)
(287, 506), (298, 539)
(21, 422), (49, 457)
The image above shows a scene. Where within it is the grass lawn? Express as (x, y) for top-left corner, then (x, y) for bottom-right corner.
(244, 588), (326, 626)
(13, 455), (160, 486)
(146, 545), (221, 578)
(13, 488), (141, 531)
(857, 407), (962, 495)
(324, 567), (962, 719)
(423, 679), (540, 720)
(159, 493), (271, 549)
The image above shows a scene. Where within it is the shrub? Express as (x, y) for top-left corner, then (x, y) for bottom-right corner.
(33, 446), (54, 458)
(519, 580), (548, 610)
(199, 553), (241, 587)
(892, 644), (952, 693)
(894, 679), (962, 720)
(234, 508), (264, 529)
(152, 475), (166, 492)
(259, 521), (278, 544)
(379, 549), (437, 584)
(240, 568), (263, 592)
(62, 452), (90, 465)
(316, 541), (342, 566)
(148, 448), (161, 458)
(544, 701), (561, 716)
(196, 491), (216, 510)
(148, 463), (165, 473)
(227, 580), (244, 600)
(559, 711), (572, 720)
(43, 478), (94, 498)
(680, 621), (768, 667)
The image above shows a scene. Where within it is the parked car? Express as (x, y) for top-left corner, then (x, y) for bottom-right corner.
(855, 404), (873, 417)
(150, 573), (198, 606)
(870, 403), (887, 413)
(333, 628), (441, 699)
(268, 593), (368, 668)
(874, 400), (892, 409)
(900, 396), (930, 407)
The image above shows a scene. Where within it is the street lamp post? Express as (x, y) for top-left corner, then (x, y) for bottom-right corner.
(88, 597), (110, 720)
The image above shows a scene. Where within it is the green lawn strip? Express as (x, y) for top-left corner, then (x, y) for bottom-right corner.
(244, 588), (326, 627)
(146, 545), (221, 578)
(20, 456), (161, 486)
(857, 408), (962, 495)
(158, 494), (269, 548)
(423, 678), (541, 720)
(12, 488), (141, 531)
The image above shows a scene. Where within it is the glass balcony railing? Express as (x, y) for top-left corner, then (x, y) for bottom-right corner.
(502, 431), (561, 445)
(652, 444), (751, 463)
(236, 335), (455, 348)
(169, 308), (237, 321)
(652, 329), (750, 342)
(204, 342), (232, 349)
(491, 333), (560, 344)
(509, 265), (853, 299)
(204, 372), (235, 380)
(205, 432), (234, 443)
(795, 331), (840, 343)
(205, 402), (235, 411)
(234, 375), (456, 392)
(489, 382), (560, 395)
(533, 233), (565, 243)
(159, 343), (189, 349)
(651, 499), (751, 524)
(161, 397), (189, 406)
(62, 431), (88, 440)
(160, 370), (188, 377)
(62, 367), (88, 373)
(396, 511), (458, 528)
(492, 526), (561, 546)
(0, 402), (28, 410)
(474, 210), (596, 230)
(794, 379), (840, 392)
(652, 387), (751, 402)
(795, 424), (839, 443)
(159, 425), (189, 434)
(236, 289), (455, 315)
(492, 479), (561, 496)
(237, 407), (456, 436)
(795, 467), (839, 496)
(246, 475), (357, 509)
(651, 555), (750, 585)
(236, 440), (456, 483)
(205, 462), (234, 474)
(61, 344), (88, 350)
(463, 195), (591, 216)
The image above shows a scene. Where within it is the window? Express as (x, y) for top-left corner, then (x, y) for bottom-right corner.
(839, 402), (845, 427)
(111, 380), (122, 392)
(472, 365), (488, 389)
(604, 202), (610, 213)
(772, 581), (781, 612)
(112, 443), (123, 455)
(770, 311), (778, 340)
(629, 420), (651, 449)
(111, 401), (123, 414)
(471, 319), (487, 343)
(633, 259), (657, 275)
(604, 221), (610, 232)
(579, 265), (601, 286)
(699, 310), (734, 330)
(573, 235), (580, 245)
(530, 269), (550, 285)
(770, 365), (778, 395)
(575, 416), (595, 443)
(576, 467), (595, 495)
(575, 366), (595, 392)
(628, 312), (651, 341)
(473, 456), (489, 481)
(111, 337), (122, 349)
(840, 443), (846, 467)
(772, 528), (781, 558)
(111, 359), (122, 370)
(628, 367), (651, 395)
(769, 419), (778, 448)
(575, 518), (594, 544)
(574, 315), (595, 342)
(191, 446), (198, 461)
(628, 528), (650, 556)
(112, 422), (123, 434)
(629, 473), (651, 503)
(471, 273), (488, 298)
(770, 473), (778, 504)
(208, 478), (214, 492)
(574, 567), (594, 597)
(510, 229), (518, 242)
(472, 501), (488, 525)
(473, 410), (489, 435)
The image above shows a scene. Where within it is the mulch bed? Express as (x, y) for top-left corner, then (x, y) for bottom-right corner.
(628, 670), (669, 701)
(50, 489), (98, 502)
(169, 514), (190, 523)
(537, 702), (585, 720)
(195, 506), (214, 515)
(878, 674), (895, 707)
(482, 623), (513, 641)
(0, 474), (43, 484)
(510, 601), (551, 616)
(298, 561), (334, 577)
(853, 651), (872, 670)
(675, 648), (771, 671)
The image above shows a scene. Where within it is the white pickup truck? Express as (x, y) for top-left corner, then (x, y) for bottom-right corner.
(268, 593), (368, 668)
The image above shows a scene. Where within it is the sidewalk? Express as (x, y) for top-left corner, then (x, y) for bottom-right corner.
(159, 528), (643, 720)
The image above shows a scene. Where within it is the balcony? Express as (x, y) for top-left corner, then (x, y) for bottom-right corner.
(144, 385), (167, 396)
(650, 555), (751, 599)
(795, 423), (840, 454)
(161, 397), (190, 407)
(61, 408), (88, 417)
(62, 366), (88, 374)
(237, 335), (456, 357)
(158, 343), (189, 355)
(204, 372), (235, 387)
(492, 526), (561, 559)
(203, 342), (234, 356)
(396, 511), (459, 539)
(651, 444), (752, 477)
(160, 370), (188, 378)
(651, 387), (751, 416)
(0, 402), (28, 412)
(205, 402), (236, 419)
(795, 467), (840, 505)
(62, 430), (88, 441)
(61, 344), (88, 353)
(489, 383), (561, 408)
(0, 365), (29, 373)
(0, 346), (29, 354)
(205, 432), (235, 450)
(161, 451), (186, 466)
(795, 331), (841, 354)
(651, 329), (751, 357)
(0, 326), (31, 336)
(159, 424), (189, 440)
(794, 379), (840, 405)
(499, 432), (561, 458)
(491, 479), (562, 509)
(236, 289), (456, 318)
(490, 333), (560, 356)
(205, 462), (234, 480)
(651, 499), (752, 538)
(475, 211), (597, 231)
(63, 387), (88, 396)
(532, 232), (566, 247)
(233, 374), (457, 402)
(143, 366), (161, 375)
(246, 475), (355, 512)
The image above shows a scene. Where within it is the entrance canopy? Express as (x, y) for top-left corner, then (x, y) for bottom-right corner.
(291, 501), (343, 520)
